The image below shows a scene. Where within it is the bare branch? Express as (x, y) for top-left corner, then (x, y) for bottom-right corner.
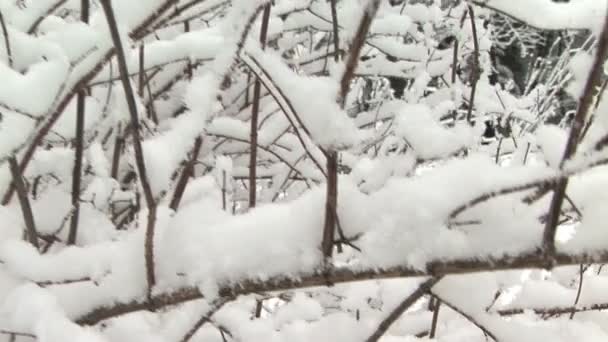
(9, 156), (39, 249)
(249, 3), (271, 209)
(543, 5), (608, 256)
(365, 277), (441, 342)
(179, 298), (232, 342)
(73, 249), (608, 326)
(323, 0), (381, 262)
(67, 89), (85, 245)
(27, 0), (68, 34)
(432, 291), (498, 341)
(0, 10), (12, 68)
(100, 0), (157, 300)
(465, 5), (480, 125)
(170, 136), (203, 211)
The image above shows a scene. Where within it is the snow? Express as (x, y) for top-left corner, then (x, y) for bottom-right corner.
(567, 52), (594, 99)
(536, 124), (568, 168)
(2, 0), (608, 341)
(245, 47), (360, 149)
(395, 103), (475, 159)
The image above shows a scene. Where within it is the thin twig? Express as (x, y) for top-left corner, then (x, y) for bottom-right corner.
(569, 264), (585, 319)
(170, 137), (203, 211)
(430, 297), (441, 338)
(68, 89), (85, 245)
(248, 4), (271, 209)
(179, 298), (232, 342)
(0, 10), (12, 68)
(432, 291), (498, 341)
(100, 0), (157, 301)
(9, 156), (39, 249)
(465, 5), (480, 126)
(2, 0), (180, 205)
(365, 277), (442, 342)
(27, 0), (68, 34)
(69, 0), (89, 243)
(0, 330), (34, 338)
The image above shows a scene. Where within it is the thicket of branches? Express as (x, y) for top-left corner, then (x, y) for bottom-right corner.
(1, 0), (608, 341)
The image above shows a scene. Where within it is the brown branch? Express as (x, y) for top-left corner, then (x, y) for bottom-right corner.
(144, 72), (159, 125)
(0, 10), (12, 68)
(27, 0), (68, 34)
(221, 170), (227, 211)
(73, 248), (608, 326)
(1, 49), (113, 205)
(449, 153), (608, 221)
(432, 291), (498, 341)
(185, 20), (193, 79)
(2, 0), (180, 205)
(36, 276), (99, 287)
(497, 301), (608, 317)
(543, 6), (608, 256)
(241, 53), (327, 177)
(169, 136), (203, 211)
(69, 0), (89, 244)
(147, 0), (227, 34)
(451, 38), (458, 85)
(465, 5), (480, 126)
(138, 44), (145, 98)
(254, 299), (264, 318)
(129, 0), (182, 40)
(323, 0), (381, 262)
(110, 123), (123, 180)
(330, 0), (341, 63)
(0, 330), (34, 339)
(429, 297), (441, 338)
(321, 151), (338, 259)
(100, 0), (157, 301)
(365, 277), (442, 342)
(179, 298), (232, 342)
(9, 156), (39, 249)
(338, 0), (379, 108)
(67, 89), (85, 245)
(81, 0), (89, 24)
(248, 3), (271, 209)
(569, 264), (585, 319)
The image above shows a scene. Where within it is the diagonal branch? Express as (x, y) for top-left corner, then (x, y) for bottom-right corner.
(241, 53), (327, 177)
(179, 298), (232, 342)
(431, 291), (498, 341)
(365, 277), (442, 342)
(27, 0), (68, 34)
(9, 156), (39, 249)
(542, 6), (608, 256)
(1, 0), (182, 205)
(0, 10), (12, 68)
(170, 136), (203, 211)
